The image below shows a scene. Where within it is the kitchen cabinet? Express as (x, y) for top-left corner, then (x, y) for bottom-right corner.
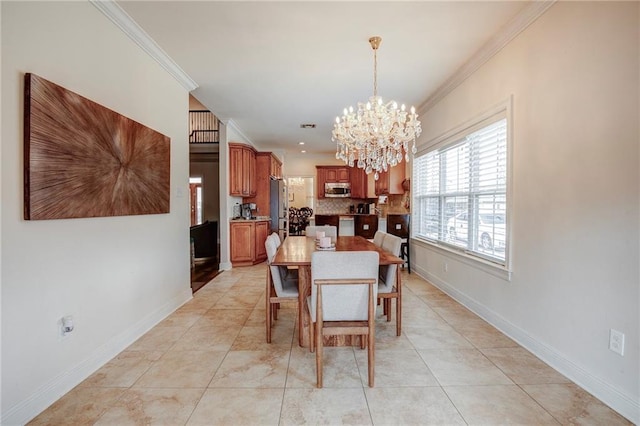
(230, 219), (269, 266)
(270, 154), (282, 179)
(350, 161), (369, 199)
(326, 167), (349, 183)
(374, 161), (406, 195)
(316, 166), (350, 198)
(243, 152), (282, 217)
(229, 143), (257, 197)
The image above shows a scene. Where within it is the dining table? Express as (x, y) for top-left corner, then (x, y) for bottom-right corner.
(271, 235), (404, 347)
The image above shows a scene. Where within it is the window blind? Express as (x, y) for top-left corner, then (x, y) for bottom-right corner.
(413, 117), (508, 265)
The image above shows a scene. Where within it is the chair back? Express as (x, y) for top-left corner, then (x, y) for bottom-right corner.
(380, 233), (403, 291)
(373, 230), (386, 247)
(265, 236), (288, 296)
(305, 225), (337, 238)
(310, 251), (378, 322)
(269, 232), (282, 247)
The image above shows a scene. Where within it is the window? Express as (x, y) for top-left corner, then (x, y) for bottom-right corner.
(413, 110), (509, 268)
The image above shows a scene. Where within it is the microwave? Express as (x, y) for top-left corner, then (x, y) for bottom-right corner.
(325, 182), (351, 198)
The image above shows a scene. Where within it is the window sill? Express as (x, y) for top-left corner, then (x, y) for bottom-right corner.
(412, 237), (512, 281)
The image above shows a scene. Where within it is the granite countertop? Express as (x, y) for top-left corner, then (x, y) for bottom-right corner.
(230, 216), (271, 222)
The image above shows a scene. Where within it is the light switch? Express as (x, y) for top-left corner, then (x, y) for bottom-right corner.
(396, 224), (402, 229)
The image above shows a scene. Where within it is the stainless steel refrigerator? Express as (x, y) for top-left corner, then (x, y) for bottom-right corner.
(269, 179), (288, 240)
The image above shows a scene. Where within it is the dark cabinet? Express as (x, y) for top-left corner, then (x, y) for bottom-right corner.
(354, 215), (378, 239)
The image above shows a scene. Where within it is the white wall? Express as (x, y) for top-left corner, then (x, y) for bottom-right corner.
(1, 2), (191, 423)
(284, 153), (340, 177)
(411, 2), (639, 421)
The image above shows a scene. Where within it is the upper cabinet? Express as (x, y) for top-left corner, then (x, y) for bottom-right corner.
(316, 166), (349, 198)
(350, 162), (368, 199)
(326, 167), (350, 183)
(243, 152), (282, 216)
(229, 143), (257, 197)
(270, 154), (282, 179)
(375, 161), (406, 195)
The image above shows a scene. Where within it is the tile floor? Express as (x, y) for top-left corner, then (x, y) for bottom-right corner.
(30, 265), (632, 425)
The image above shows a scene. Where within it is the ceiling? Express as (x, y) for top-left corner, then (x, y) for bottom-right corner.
(118, 1), (530, 158)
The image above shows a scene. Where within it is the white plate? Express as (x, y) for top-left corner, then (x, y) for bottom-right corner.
(316, 246), (336, 251)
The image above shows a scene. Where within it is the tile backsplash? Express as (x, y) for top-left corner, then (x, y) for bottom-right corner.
(315, 198), (354, 214)
(315, 194), (410, 216)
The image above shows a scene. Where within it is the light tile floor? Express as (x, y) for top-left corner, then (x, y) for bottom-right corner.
(30, 265), (632, 425)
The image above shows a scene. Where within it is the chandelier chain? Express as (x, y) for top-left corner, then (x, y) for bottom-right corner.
(332, 36), (422, 180)
(373, 47), (377, 98)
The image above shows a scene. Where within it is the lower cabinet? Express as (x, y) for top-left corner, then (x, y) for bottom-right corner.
(230, 220), (269, 266)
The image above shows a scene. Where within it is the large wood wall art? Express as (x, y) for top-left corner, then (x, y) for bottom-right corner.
(24, 73), (171, 220)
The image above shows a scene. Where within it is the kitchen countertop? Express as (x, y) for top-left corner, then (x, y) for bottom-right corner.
(230, 216), (271, 222)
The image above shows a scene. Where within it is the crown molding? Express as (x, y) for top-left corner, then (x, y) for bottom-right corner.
(225, 119), (256, 147)
(90, 0), (198, 92)
(419, 0), (556, 114)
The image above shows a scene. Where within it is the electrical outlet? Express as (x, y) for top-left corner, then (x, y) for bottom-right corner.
(609, 329), (625, 356)
(443, 262), (448, 272)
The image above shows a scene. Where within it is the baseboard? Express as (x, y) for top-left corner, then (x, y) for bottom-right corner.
(219, 261), (232, 271)
(412, 264), (639, 425)
(1, 288), (193, 426)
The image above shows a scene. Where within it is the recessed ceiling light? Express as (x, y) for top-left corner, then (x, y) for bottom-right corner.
(300, 124), (316, 129)
(299, 141), (305, 145)
(301, 150), (306, 153)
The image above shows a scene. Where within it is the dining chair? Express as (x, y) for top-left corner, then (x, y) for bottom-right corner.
(308, 251), (379, 387)
(378, 233), (403, 336)
(270, 232), (282, 247)
(305, 225), (337, 239)
(270, 232), (298, 280)
(265, 235), (299, 343)
(373, 230), (386, 247)
(387, 214), (410, 273)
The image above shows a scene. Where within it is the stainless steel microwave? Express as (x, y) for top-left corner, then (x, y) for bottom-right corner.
(325, 182), (351, 198)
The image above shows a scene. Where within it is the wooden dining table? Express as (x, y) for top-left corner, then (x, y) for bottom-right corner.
(271, 235), (404, 347)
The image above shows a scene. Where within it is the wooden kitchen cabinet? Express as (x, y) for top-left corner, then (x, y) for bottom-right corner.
(326, 167), (349, 183)
(254, 221), (269, 260)
(229, 143), (257, 197)
(270, 154), (282, 179)
(350, 161), (369, 199)
(375, 161), (406, 195)
(230, 220), (269, 266)
(316, 166), (350, 198)
(244, 152), (282, 217)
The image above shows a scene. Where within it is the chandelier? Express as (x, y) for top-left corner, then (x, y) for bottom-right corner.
(333, 36), (422, 180)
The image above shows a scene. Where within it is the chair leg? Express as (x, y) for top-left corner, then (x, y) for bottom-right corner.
(309, 318), (315, 353)
(273, 302), (278, 321)
(385, 299), (392, 322)
(315, 320), (323, 388)
(396, 268), (402, 336)
(266, 273), (272, 343)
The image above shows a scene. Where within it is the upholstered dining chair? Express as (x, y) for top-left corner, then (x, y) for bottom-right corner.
(378, 233), (403, 336)
(305, 225), (337, 239)
(308, 251), (379, 388)
(265, 235), (299, 343)
(270, 232), (282, 247)
(373, 230), (386, 247)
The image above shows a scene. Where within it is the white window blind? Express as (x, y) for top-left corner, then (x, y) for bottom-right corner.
(413, 117), (508, 265)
